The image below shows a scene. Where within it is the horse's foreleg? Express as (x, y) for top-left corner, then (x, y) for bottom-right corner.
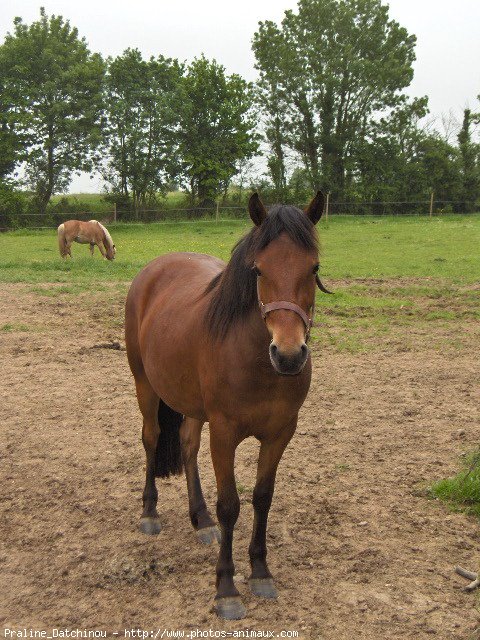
(180, 417), (219, 544)
(96, 241), (107, 259)
(136, 376), (162, 535)
(210, 423), (246, 620)
(248, 421), (296, 599)
(89, 243), (95, 256)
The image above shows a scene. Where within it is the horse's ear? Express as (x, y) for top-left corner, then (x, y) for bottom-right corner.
(248, 193), (267, 226)
(304, 190), (325, 224)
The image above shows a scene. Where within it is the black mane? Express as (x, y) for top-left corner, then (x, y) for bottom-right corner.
(204, 204), (318, 338)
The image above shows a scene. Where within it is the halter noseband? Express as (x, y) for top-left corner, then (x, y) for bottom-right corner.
(256, 275), (332, 339)
(259, 298), (313, 336)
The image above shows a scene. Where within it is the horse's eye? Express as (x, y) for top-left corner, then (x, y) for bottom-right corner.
(253, 265), (262, 276)
(312, 264), (320, 274)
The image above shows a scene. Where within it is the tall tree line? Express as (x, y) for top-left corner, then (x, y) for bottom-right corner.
(252, 0), (480, 209)
(0, 9), (257, 215)
(0, 2), (479, 218)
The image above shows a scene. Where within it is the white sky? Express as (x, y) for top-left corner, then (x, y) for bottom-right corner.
(2, 0), (480, 192)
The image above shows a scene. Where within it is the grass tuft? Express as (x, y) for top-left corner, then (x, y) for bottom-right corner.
(1, 322), (31, 332)
(431, 450), (480, 518)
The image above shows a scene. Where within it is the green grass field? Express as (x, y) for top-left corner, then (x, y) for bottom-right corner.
(1, 214), (479, 284)
(1, 214), (479, 354)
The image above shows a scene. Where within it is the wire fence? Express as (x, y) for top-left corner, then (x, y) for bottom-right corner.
(1, 198), (478, 231)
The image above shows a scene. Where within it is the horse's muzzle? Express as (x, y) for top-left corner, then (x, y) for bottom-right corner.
(269, 343), (309, 376)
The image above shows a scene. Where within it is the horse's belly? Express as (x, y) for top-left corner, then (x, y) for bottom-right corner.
(139, 316), (206, 418)
(75, 234), (91, 244)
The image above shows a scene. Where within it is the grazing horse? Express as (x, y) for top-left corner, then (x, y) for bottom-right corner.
(125, 192), (331, 620)
(57, 220), (116, 260)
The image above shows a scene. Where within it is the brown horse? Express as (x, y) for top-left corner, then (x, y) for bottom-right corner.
(57, 220), (116, 260)
(125, 192), (331, 620)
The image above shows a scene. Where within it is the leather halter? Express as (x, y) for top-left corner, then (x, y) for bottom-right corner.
(256, 273), (333, 339)
(256, 279), (314, 338)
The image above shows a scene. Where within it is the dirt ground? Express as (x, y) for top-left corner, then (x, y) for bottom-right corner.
(0, 282), (479, 639)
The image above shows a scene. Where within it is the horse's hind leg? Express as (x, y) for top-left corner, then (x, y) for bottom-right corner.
(180, 417), (219, 544)
(136, 376), (162, 535)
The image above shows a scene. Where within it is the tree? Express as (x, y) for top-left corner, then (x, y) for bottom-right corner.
(253, 32), (291, 201)
(418, 137), (462, 206)
(353, 98), (464, 210)
(177, 56), (259, 206)
(102, 49), (183, 214)
(253, 0), (417, 197)
(354, 97), (428, 203)
(0, 8), (105, 214)
(457, 108), (480, 212)
(0, 79), (25, 180)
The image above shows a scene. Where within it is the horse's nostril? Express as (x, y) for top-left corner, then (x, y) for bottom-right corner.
(270, 343), (278, 358)
(300, 344), (308, 358)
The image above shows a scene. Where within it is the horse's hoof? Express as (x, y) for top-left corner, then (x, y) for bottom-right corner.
(214, 596), (246, 620)
(139, 517), (161, 535)
(249, 577), (278, 599)
(196, 525), (221, 545)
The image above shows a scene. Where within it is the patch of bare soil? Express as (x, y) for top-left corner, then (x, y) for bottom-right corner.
(0, 283), (479, 639)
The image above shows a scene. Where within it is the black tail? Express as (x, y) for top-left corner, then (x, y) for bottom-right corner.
(155, 400), (184, 478)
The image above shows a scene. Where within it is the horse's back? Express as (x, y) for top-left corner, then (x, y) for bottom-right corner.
(61, 220), (76, 234)
(61, 219), (83, 239)
(127, 252), (223, 312)
(126, 252), (223, 337)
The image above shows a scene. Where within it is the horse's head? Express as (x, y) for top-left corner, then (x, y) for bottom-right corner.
(106, 243), (116, 260)
(98, 223), (116, 260)
(249, 192), (325, 376)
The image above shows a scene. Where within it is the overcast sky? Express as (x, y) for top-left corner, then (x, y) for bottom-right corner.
(2, 0), (480, 192)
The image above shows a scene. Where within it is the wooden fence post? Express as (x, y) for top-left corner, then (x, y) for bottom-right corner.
(325, 192), (330, 223)
(429, 191), (434, 217)
(113, 202), (117, 223)
(216, 201), (219, 223)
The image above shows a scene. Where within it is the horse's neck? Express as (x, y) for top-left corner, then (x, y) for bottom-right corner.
(230, 307), (273, 365)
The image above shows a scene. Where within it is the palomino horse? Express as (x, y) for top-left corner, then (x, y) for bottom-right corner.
(125, 192), (331, 620)
(57, 220), (116, 260)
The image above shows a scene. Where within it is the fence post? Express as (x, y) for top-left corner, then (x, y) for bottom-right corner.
(325, 192), (330, 223)
(429, 191), (434, 217)
(216, 201), (219, 223)
(113, 202), (117, 223)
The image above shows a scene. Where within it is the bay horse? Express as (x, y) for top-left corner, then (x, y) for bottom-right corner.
(125, 192), (331, 620)
(57, 220), (116, 260)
